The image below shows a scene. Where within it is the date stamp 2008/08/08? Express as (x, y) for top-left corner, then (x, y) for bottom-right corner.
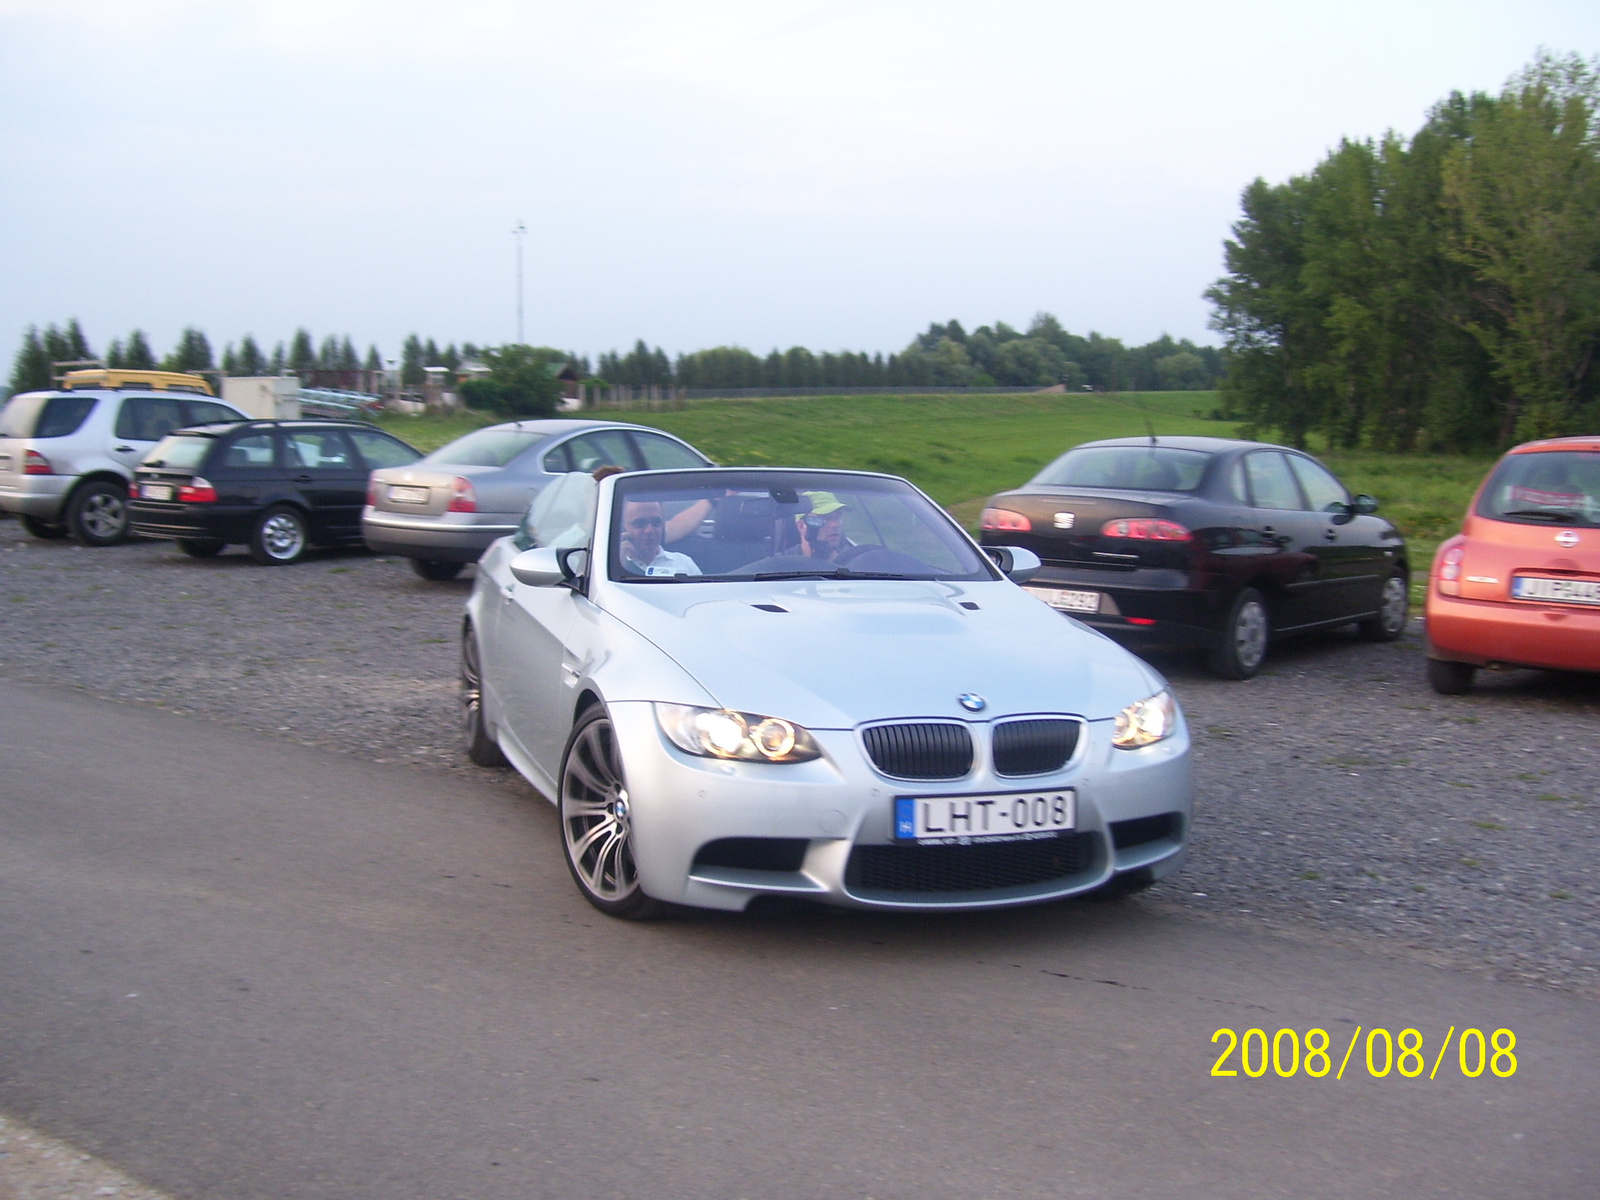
(1210, 1026), (1518, 1080)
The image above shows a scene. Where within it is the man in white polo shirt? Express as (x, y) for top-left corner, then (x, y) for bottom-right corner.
(619, 497), (702, 577)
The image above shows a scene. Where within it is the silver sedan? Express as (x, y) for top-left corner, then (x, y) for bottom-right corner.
(464, 467), (1192, 918)
(363, 418), (711, 580)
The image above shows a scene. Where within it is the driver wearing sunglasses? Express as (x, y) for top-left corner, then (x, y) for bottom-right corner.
(619, 498), (702, 577)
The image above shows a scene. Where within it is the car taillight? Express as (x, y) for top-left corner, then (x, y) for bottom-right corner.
(367, 479), (378, 507)
(23, 449), (52, 475)
(1100, 518), (1192, 541)
(1437, 545), (1465, 596)
(178, 477), (217, 503)
(447, 477), (477, 513)
(980, 508), (1030, 532)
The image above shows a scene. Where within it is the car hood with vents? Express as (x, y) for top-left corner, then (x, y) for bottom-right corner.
(601, 577), (1165, 730)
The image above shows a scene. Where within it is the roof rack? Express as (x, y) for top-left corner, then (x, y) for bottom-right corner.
(58, 368), (215, 396)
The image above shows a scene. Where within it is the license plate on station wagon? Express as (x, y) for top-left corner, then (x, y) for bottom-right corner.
(895, 790), (1076, 843)
(388, 485), (430, 504)
(141, 483), (173, 501)
(1028, 586), (1101, 614)
(1512, 576), (1600, 606)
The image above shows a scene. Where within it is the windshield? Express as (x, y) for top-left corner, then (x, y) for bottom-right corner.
(143, 433), (214, 470)
(607, 471), (996, 583)
(1033, 445), (1211, 491)
(426, 428), (540, 468)
(1477, 450), (1600, 528)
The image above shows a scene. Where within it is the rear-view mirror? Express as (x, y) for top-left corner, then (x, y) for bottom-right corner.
(510, 547), (566, 587)
(1353, 494), (1378, 515)
(984, 545), (1042, 585)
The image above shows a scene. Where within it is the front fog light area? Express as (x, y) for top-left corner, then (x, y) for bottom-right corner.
(656, 704), (822, 763)
(1112, 689), (1177, 749)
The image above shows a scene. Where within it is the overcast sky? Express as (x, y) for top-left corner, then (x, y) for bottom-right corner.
(2, 1), (1597, 366)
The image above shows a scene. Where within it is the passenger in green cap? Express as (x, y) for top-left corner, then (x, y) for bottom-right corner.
(796, 490), (850, 562)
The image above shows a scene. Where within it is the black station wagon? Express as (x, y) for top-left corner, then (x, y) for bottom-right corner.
(979, 435), (1410, 679)
(130, 420), (422, 564)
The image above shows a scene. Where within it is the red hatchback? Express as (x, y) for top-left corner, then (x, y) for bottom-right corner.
(1425, 436), (1600, 693)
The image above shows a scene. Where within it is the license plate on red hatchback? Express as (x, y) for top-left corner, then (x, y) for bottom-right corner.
(895, 790), (1076, 843)
(1512, 576), (1600, 605)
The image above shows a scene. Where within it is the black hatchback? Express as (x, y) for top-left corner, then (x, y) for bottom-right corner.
(979, 436), (1411, 679)
(130, 420), (423, 564)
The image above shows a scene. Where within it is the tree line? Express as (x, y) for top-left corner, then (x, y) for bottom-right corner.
(1208, 50), (1600, 452)
(8, 315), (1219, 403)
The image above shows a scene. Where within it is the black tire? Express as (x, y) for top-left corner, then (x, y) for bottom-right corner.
(248, 505), (308, 565)
(176, 537), (225, 559)
(66, 480), (129, 546)
(1206, 587), (1270, 680)
(1427, 658), (1476, 695)
(411, 557), (465, 581)
(21, 515), (68, 539)
(1358, 570), (1409, 641)
(559, 707), (665, 919)
(460, 624), (508, 768)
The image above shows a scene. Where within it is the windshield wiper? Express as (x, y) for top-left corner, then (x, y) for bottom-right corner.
(751, 568), (921, 581)
(1501, 509), (1580, 522)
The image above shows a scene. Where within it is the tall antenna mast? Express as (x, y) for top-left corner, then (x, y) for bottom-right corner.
(512, 219), (527, 344)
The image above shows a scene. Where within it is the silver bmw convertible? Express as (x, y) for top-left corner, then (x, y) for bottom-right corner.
(463, 466), (1192, 918)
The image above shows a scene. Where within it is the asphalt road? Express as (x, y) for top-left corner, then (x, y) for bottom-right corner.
(2, 682), (1595, 1199)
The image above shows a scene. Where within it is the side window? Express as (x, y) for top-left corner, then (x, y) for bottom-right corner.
(115, 396), (188, 442)
(1244, 451), (1303, 510)
(348, 428), (422, 470)
(32, 396), (98, 438)
(516, 473), (598, 550)
(542, 443), (573, 473)
(285, 429), (355, 469)
(183, 400), (241, 426)
(632, 433), (705, 470)
(222, 432), (277, 468)
(562, 430), (638, 473)
(1286, 455), (1349, 513)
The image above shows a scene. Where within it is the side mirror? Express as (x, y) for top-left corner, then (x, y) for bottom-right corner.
(1352, 494), (1378, 515)
(984, 545), (1042, 585)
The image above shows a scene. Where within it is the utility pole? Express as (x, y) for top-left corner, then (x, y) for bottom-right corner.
(512, 219), (527, 345)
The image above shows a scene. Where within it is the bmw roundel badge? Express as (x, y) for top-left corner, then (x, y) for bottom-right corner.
(958, 693), (986, 712)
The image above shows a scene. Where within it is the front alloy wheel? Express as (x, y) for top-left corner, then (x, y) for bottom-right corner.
(459, 624), (508, 767)
(1359, 571), (1409, 641)
(559, 709), (662, 919)
(1208, 587), (1269, 680)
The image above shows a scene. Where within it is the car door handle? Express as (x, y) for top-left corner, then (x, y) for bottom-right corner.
(291, 473), (315, 483)
(1324, 528), (1338, 541)
(114, 445), (135, 452)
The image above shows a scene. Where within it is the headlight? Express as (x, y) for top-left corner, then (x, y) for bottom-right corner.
(1112, 689), (1177, 749)
(655, 704), (822, 763)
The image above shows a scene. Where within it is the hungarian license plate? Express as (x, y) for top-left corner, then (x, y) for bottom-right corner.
(1029, 586), (1101, 614)
(388, 485), (430, 504)
(1512, 576), (1600, 606)
(895, 790), (1076, 843)
(141, 483), (173, 501)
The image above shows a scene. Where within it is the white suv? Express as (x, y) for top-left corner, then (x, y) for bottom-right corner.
(0, 373), (244, 545)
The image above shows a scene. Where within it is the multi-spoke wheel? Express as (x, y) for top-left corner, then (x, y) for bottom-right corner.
(66, 481), (129, 546)
(1207, 587), (1269, 680)
(459, 623), (507, 767)
(248, 505), (308, 565)
(1359, 570), (1409, 641)
(559, 708), (663, 918)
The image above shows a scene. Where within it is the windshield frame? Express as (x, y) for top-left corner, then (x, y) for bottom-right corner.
(602, 468), (1001, 585)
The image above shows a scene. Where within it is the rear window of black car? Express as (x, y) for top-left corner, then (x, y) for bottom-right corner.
(1476, 450), (1600, 528)
(1032, 446), (1211, 492)
(0, 394), (98, 439)
(426, 428), (540, 467)
(144, 433), (214, 471)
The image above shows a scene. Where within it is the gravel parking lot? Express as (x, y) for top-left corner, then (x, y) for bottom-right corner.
(3, 520), (1596, 996)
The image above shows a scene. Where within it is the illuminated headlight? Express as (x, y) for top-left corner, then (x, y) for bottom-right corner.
(655, 704), (822, 763)
(1112, 690), (1177, 749)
